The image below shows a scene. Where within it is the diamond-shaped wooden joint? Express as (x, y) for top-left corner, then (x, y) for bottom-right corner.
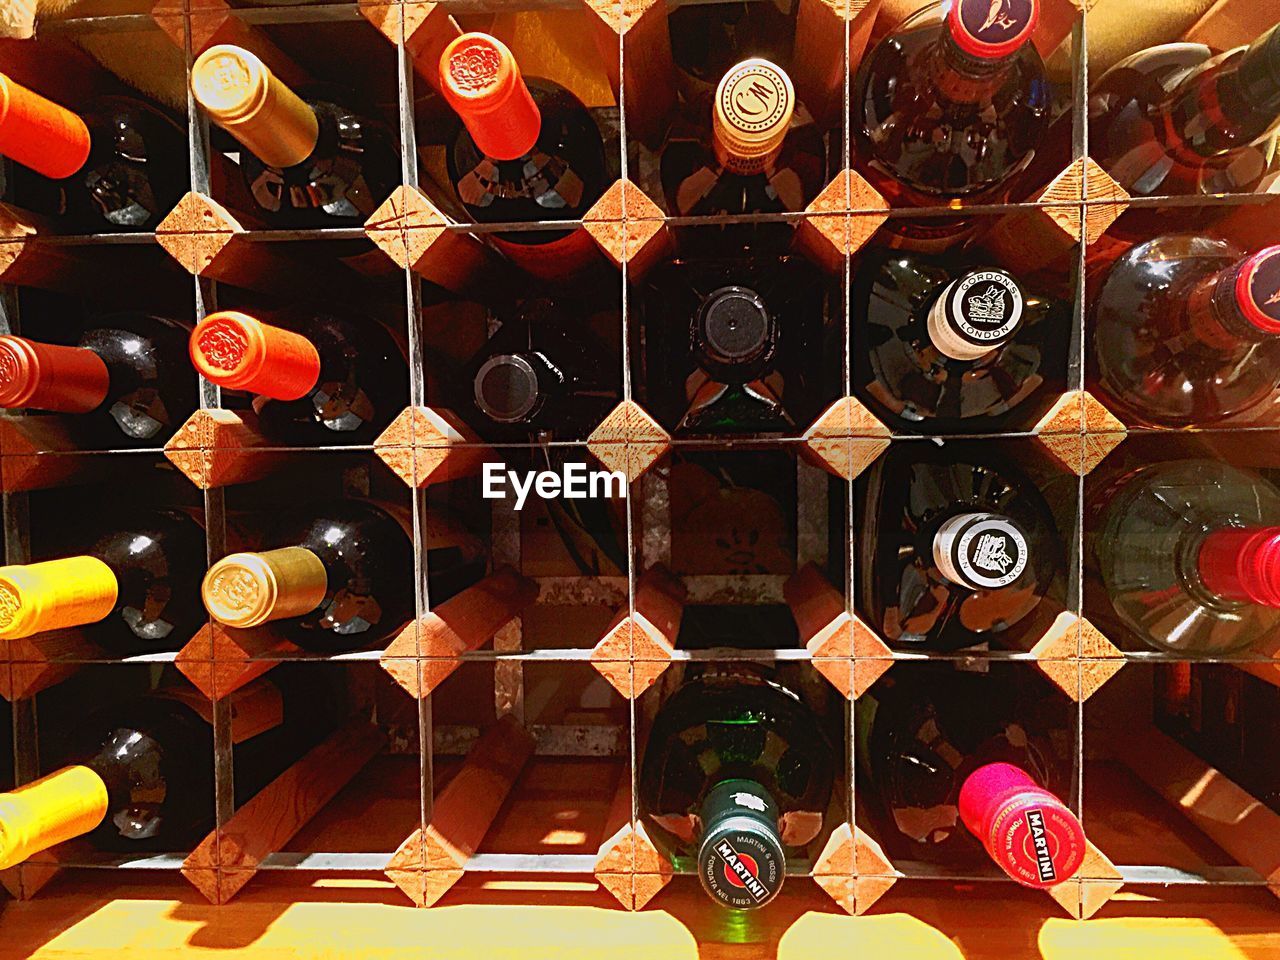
(851, 826), (898, 915)
(155, 192), (244, 276)
(588, 400), (671, 483)
(802, 396), (892, 481)
(583, 179), (672, 275)
(592, 565), (684, 699)
(163, 409), (285, 490)
(1080, 158), (1131, 244)
(1047, 840), (1124, 920)
(1029, 612), (1126, 702)
(1034, 390), (1127, 476)
(852, 617), (895, 700)
(373, 406), (489, 489)
(365, 185), (448, 270)
(797, 170), (889, 271)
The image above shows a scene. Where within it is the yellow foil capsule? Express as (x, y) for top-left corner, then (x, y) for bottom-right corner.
(0, 556), (118, 640)
(0, 765), (110, 870)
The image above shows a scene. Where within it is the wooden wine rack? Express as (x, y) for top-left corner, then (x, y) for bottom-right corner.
(4, 0), (1280, 955)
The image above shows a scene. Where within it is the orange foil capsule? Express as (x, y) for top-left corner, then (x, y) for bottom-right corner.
(0, 73), (92, 180)
(0, 336), (110, 413)
(439, 33), (541, 162)
(190, 311), (321, 402)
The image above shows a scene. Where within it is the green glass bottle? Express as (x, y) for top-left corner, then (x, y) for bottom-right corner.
(639, 664), (836, 910)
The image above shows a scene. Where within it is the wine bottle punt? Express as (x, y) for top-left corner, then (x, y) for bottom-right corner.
(0, 313), (197, 446)
(0, 509), (207, 654)
(189, 310), (407, 445)
(0, 73), (188, 231)
(191, 45), (399, 228)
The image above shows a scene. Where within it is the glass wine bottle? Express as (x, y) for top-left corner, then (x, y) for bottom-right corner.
(1090, 237), (1280, 427)
(1089, 459), (1280, 655)
(853, 250), (1069, 432)
(439, 33), (608, 279)
(638, 256), (832, 435)
(1088, 23), (1280, 244)
(0, 73), (188, 232)
(851, 0), (1050, 250)
(203, 500), (482, 653)
(191, 45), (399, 228)
(0, 509), (207, 654)
(857, 441), (1062, 652)
(858, 665), (1084, 887)
(639, 662), (836, 910)
(189, 310), (408, 445)
(0, 313), (197, 447)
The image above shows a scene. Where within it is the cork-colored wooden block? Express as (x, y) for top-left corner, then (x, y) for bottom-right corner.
(582, 179), (673, 279)
(812, 823), (857, 914)
(364, 185), (500, 293)
(1045, 841), (1124, 921)
(0, 204), (101, 291)
(174, 621), (300, 701)
(373, 406), (491, 489)
(1034, 390), (1127, 476)
(591, 565), (684, 699)
(182, 720), (384, 904)
(380, 568), (539, 699)
(163, 409), (291, 490)
(386, 715), (535, 907)
(587, 400), (671, 484)
(594, 776), (674, 910)
(851, 826), (899, 915)
(796, 171), (890, 272)
(0, 418), (92, 492)
(1029, 612), (1126, 702)
(801, 396), (892, 481)
(586, 0), (676, 147)
(0, 631), (99, 702)
(360, 0), (461, 90)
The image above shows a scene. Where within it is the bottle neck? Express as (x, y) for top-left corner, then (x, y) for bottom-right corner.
(0, 336), (110, 414)
(0, 73), (92, 179)
(0, 556), (119, 640)
(203, 546), (329, 629)
(0, 764), (110, 870)
(1196, 525), (1280, 607)
(696, 778), (785, 910)
(190, 312), (322, 402)
(191, 45), (320, 169)
(1165, 26), (1280, 162)
(928, 26), (1021, 104)
(1183, 249), (1280, 353)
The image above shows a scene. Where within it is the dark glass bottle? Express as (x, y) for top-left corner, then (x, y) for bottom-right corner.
(857, 441), (1062, 652)
(858, 665), (1084, 886)
(0, 74), (188, 232)
(1088, 459), (1280, 655)
(659, 58), (826, 231)
(669, 0), (796, 92)
(1090, 237), (1280, 427)
(639, 663), (836, 910)
(853, 250), (1068, 432)
(440, 33), (607, 278)
(203, 500), (481, 653)
(639, 256), (832, 435)
(191, 45), (399, 228)
(190, 310), (407, 446)
(0, 313), (197, 447)
(0, 509), (207, 654)
(1088, 24), (1280, 244)
(458, 297), (620, 443)
(851, 0), (1050, 250)
(0, 668), (340, 866)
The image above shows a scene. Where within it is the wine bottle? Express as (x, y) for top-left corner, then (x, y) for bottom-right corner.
(0, 509), (207, 654)
(857, 441), (1062, 652)
(638, 256), (831, 435)
(439, 33), (608, 279)
(1089, 459), (1280, 655)
(639, 663), (836, 910)
(1090, 238), (1280, 427)
(0, 313), (197, 447)
(459, 297), (619, 442)
(853, 250), (1069, 432)
(0, 669), (338, 866)
(858, 666), (1084, 887)
(191, 45), (399, 228)
(659, 59), (825, 229)
(0, 74), (188, 232)
(203, 500), (481, 652)
(189, 310), (407, 445)
(1088, 24), (1280, 242)
(851, 0), (1050, 250)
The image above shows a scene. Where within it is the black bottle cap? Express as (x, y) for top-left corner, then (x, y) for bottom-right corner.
(693, 286), (777, 383)
(697, 779), (786, 910)
(474, 353), (552, 424)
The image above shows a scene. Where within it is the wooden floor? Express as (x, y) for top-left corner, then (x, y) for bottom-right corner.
(3, 871), (1279, 960)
